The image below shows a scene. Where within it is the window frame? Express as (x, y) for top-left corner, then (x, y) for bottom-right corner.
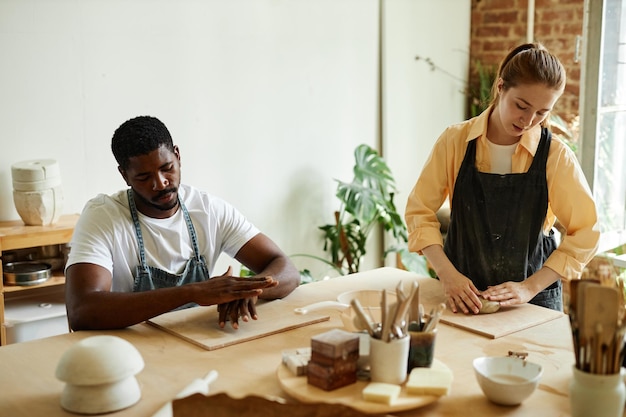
(579, 0), (626, 252)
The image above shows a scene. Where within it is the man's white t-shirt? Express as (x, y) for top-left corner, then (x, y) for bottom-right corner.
(66, 184), (260, 292)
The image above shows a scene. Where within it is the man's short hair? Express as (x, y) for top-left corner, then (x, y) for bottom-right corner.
(111, 116), (175, 170)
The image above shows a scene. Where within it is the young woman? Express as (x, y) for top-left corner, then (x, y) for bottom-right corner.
(405, 43), (599, 313)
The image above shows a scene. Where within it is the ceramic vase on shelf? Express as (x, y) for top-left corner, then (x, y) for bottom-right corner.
(569, 366), (626, 417)
(11, 159), (64, 226)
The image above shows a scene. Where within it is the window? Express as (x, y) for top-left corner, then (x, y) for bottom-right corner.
(580, 0), (626, 250)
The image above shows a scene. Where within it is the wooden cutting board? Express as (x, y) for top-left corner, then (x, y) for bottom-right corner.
(147, 299), (330, 350)
(414, 275), (565, 338)
(439, 303), (564, 339)
(276, 359), (450, 414)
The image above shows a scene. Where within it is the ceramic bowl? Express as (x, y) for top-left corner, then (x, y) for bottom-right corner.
(59, 375), (141, 414)
(56, 335), (145, 414)
(337, 289), (395, 307)
(56, 335), (144, 385)
(296, 289), (396, 317)
(338, 291), (397, 332)
(473, 356), (543, 405)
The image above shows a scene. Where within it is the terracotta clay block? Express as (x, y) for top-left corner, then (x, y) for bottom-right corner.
(307, 359), (358, 377)
(306, 362), (357, 391)
(310, 350), (359, 367)
(310, 329), (359, 359)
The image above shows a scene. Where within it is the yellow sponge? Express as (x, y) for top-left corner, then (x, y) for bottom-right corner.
(406, 366), (453, 396)
(362, 382), (402, 405)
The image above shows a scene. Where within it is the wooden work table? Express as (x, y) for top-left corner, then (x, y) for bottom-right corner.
(0, 267), (617, 416)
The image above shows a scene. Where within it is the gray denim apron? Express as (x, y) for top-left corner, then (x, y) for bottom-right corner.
(127, 190), (210, 301)
(443, 128), (562, 311)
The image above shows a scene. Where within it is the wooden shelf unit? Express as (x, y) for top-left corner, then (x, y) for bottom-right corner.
(0, 214), (78, 345)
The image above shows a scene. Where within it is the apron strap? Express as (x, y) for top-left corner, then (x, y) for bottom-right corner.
(127, 189), (148, 270)
(127, 189), (203, 269)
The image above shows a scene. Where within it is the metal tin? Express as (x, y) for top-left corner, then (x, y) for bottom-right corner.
(3, 261), (52, 286)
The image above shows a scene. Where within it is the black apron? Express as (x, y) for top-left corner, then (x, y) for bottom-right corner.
(127, 190), (209, 305)
(443, 129), (561, 311)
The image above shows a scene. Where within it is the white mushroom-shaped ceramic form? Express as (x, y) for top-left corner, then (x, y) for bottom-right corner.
(55, 335), (145, 414)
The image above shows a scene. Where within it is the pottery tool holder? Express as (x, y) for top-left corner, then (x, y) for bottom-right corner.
(349, 281), (410, 342)
(569, 279), (626, 375)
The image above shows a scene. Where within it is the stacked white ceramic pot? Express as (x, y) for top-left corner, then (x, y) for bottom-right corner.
(11, 159), (63, 225)
(55, 335), (145, 415)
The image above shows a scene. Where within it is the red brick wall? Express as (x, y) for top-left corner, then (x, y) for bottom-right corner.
(470, 0), (584, 122)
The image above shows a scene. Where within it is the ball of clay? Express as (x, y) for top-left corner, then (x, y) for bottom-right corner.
(478, 297), (500, 314)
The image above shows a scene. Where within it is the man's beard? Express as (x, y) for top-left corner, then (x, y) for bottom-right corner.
(133, 187), (179, 213)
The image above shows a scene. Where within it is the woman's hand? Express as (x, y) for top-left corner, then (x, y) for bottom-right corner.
(421, 244), (482, 314)
(440, 270), (483, 314)
(481, 268), (560, 307)
(481, 281), (535, 307)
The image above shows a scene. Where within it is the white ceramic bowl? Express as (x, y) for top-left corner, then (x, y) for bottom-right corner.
(56, 335), (145, 414)
(337, 290), (397, 331)
(473, 356), (543, 405)
(59, 375), (141, 414)
(295, 289), (396, 315)
(56, 335), (144, 385)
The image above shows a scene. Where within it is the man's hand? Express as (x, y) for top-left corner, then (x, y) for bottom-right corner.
(217, 296), (258, 329)
(202, 266), (278, 329)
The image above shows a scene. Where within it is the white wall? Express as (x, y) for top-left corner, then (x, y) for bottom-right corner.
(383, 0), (470, 216)
(0, 0), (469, 277)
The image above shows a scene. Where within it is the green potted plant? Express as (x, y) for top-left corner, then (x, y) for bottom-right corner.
(292, 144), (428, 280)
(468, 60), (496, 118)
